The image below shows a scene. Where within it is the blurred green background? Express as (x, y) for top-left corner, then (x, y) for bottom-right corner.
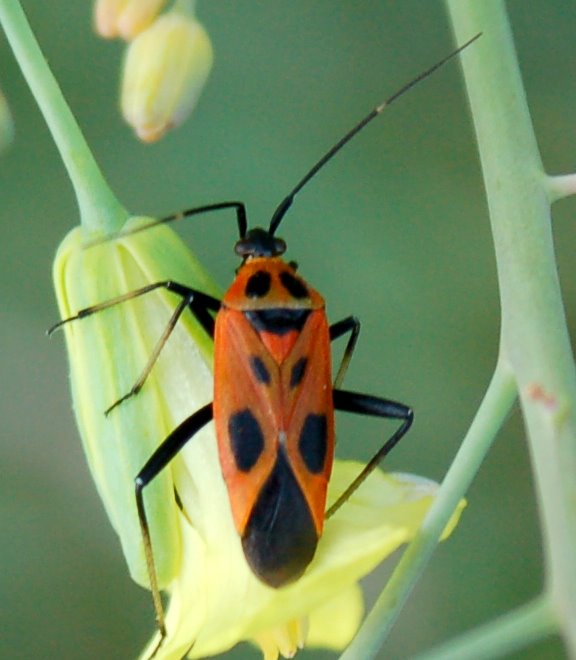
(1, 2), (574, 658)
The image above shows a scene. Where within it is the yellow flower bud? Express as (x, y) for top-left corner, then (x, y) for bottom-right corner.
(52, 217), (220, 587)
(121, 7), (213, 142)
(0, 89), (14, 153)
(93, 0), (168, 40)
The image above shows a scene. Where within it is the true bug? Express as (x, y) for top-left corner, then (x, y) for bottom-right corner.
(52, 34), (480, 646)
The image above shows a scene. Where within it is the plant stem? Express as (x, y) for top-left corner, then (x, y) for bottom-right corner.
(447, 1), (576, 656)
(547, 174), (576, 202)
(412, 594), (557, 660)
(0, 1), (128, 233)
(340, 360), (517, 660)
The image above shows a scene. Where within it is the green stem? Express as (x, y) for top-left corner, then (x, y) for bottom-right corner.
(412, 594), (557, 660)
(340, 360), (517, 660)
(0, 0), (128, 233)
(447, 1), (576, 656)
(547, 174), (576, 203)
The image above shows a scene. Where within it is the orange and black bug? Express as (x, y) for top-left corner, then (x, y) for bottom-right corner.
(52, 34), (480, 645)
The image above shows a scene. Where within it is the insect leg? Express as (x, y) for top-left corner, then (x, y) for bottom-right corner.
(48, 280), (220, 334)
(49, 281), (221, 413)
(105, 296), (191, 415)
(326, 389), (413, 518)
(329, 316), (360, 388)
(104, 286), (219, 413)
(135, 403), (213, 644)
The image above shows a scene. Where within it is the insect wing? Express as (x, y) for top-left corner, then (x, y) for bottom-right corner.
(214, 307), (280, 533)
(278, 309), (335, 534)
(213, 307), (334, 540)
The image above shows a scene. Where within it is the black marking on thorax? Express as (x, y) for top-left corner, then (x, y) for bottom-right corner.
(245, 270), (271, 298)
(244, 308), (310, 336)
(279, 271), (309, 299)
(244, 267), (309, 303)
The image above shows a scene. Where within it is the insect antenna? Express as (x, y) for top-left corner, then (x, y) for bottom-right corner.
(84, 200), (248, 248)
(268, 32), (481, 237)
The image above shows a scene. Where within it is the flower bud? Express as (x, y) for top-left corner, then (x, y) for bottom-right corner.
(52, 217), (219, 587)
(94, 0), (168, 40)
(121, 8), (213, 142)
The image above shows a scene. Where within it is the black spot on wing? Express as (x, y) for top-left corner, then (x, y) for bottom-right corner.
(280, 270), (309, 299)
(299, 413), (328, 474)
(242, 448), (318, 587)
(250, 355), (271, 384)
(244, 308), (310, 336)
(245, 270), (271, 298)
(290, 357), (308, 389)
(228, 409), (265, 472)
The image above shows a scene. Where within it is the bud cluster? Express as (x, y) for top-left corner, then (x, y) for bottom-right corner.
(94, 0), (213, 142)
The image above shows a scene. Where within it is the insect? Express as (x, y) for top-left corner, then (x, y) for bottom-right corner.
(52, 34), (480, 646)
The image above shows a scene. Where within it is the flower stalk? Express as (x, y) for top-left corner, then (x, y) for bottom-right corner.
(340, 359), (517, 659)
(0, 0), (127, 234)
(342, 2), (576, 657)
(444, 0), (576, 655)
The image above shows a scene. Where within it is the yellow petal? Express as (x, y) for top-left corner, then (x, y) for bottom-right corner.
(252, 618), (307, 659)
(141, 442), (465, 658)
(305, 583), (364, 650)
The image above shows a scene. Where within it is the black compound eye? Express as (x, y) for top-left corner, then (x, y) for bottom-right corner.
(228, 409), (265, 472)
(245, 270), (271, 298)
(280, 271), (309, 299)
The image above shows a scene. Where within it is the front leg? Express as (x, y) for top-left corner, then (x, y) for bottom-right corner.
(49, 280), (221, 413)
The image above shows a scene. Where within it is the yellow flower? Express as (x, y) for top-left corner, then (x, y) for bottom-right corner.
(141, 448), (464, 659)
(120, 4), (213, 142)
(52, 217), (219, 587)
(93, 0), (169, 40)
